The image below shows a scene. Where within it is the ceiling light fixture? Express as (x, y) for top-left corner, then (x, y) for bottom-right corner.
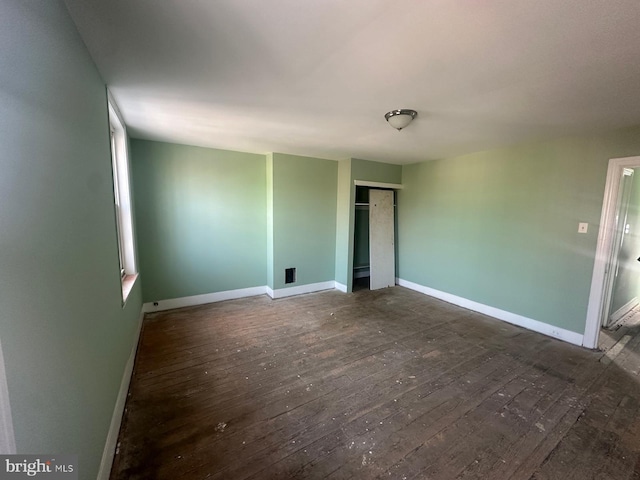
(385, 109), (417, 131)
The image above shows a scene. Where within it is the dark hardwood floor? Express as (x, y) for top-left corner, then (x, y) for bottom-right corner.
(110, 287), (640, 479)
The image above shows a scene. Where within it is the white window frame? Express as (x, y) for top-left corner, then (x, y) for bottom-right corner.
(108, 92), (137, 303)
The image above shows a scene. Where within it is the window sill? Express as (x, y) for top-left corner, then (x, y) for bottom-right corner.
(122, 273), (138, 305)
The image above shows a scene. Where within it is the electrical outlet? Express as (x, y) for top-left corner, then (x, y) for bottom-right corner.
(578, 222), (588, 233)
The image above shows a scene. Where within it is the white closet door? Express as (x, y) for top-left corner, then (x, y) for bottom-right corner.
(369, 189), (395, 290)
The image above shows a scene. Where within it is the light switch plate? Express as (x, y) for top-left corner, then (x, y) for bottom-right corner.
(578, 222), (588, 233)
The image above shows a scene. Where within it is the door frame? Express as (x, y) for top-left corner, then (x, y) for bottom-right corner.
(584, 155), (640, 348)
(348, 180), (403, 292)
(601, 168), (634, 328)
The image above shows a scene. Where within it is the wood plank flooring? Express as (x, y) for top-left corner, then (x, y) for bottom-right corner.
(110, 286), (640, 479)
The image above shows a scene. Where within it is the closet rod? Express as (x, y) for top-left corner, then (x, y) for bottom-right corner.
(354, 203), (397, 207)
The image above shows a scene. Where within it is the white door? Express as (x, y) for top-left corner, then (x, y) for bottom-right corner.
(369, 189), (395, 290)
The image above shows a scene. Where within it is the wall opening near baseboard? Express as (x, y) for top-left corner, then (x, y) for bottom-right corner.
(285, 268), (296, 284)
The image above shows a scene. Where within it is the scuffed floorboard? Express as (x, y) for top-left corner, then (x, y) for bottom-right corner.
(110, 287), (640, 479)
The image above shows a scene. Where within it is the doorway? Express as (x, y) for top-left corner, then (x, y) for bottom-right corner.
(352, 186), (397, 291)
(602, 168), (638, 328)
(585, 156), (640, 348)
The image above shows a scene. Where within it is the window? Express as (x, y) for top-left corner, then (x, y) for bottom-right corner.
(108, 93), (137, 303)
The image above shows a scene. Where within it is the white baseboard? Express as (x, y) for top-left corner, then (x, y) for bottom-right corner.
(97, 310), (144, 480)
(335, 282), (347, 293)
(397, 278), (584, 347)
(143, 281), (343, 311)
(143, 286), (267, 313)
(267, 281), (336, 299)
(609, 296), (639, 323)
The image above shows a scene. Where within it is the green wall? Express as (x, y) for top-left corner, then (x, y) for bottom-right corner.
(131, 147), (342, 297)
(131, 140), (267, 302)
(269, 153), (338, 290)
(353, 207), (370, 268)
(334, 159), (353, 287)
(399, 126), (640, 334)
(351, 158), (402, 184)
(0, 1), (142, 477)
(266, 154), (275, 289)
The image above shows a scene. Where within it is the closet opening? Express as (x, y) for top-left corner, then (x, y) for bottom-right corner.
(353, 186), (397, 291)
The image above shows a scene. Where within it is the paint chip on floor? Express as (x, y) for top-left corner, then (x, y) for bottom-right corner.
(215, 422), (227, 432)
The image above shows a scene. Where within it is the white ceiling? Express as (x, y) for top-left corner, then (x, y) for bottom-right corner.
(64, 0), (640, 164)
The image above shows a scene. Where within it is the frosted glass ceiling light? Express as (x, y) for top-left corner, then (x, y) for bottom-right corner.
(385, 109), (417, 130)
